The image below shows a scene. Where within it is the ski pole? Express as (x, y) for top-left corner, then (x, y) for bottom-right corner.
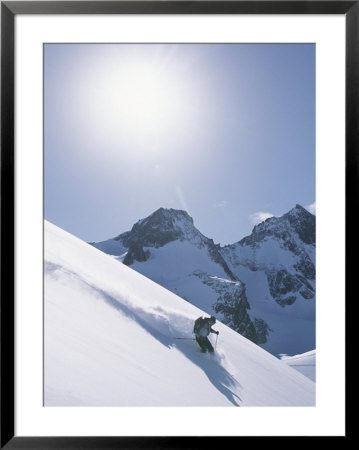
(174, 337), (196, 340)
(215, 333), (218, 349)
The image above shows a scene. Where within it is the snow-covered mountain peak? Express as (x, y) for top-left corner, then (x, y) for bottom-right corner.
(117, 207), (218, 266)
(94, 207), (235, 277)
(127, 207), (198, 247)
(103, 208), (209, 257)
(282, 204), (315, 245)
(288, 203), (310, 216)
(220, 204), (315, 354)
(137, 207), (194, 227)
(241, 203), (315, 247)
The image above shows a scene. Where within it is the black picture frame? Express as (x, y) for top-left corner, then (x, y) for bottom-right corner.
(1, 1), (354, 447)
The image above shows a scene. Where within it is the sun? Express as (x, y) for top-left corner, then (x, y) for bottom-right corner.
(102, 60), (189, 144)
(115, 65), (175, 129)
(82, 46), (204, 152)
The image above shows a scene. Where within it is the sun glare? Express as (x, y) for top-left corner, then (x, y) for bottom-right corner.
(81, 47), (204, 153)
(101, 61), (190, 144)
(116, 66), (173, 126)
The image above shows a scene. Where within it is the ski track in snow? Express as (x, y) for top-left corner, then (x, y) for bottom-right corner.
(45, 221), (315, 407)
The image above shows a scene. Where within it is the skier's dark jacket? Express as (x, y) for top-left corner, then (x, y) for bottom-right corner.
(193, 317), (217, 338)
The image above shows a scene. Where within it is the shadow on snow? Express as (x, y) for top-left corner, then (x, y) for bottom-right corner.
(173, 339), (242, 406)
(46, 263), (242, 406)
(96, 283), (243, 406)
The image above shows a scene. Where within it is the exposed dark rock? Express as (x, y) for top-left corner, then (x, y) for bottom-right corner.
(206, 239), (237, 281)
(123, 242), (150, 265)
(294, 255), (315, 280)
(114, 230), (131, 242)
(267, 269), (314, 306)
(267, 269), (301, 297)
(283, 204), (316, 245)
(122, 208), (190, 248)
(214, 287), (263, 344)
(275, 296), (297, 307)
(254, 318), (273, 344)
(238, 204), (315, 249)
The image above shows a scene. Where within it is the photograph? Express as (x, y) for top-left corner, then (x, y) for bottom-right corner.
(43, 43), (316, 407)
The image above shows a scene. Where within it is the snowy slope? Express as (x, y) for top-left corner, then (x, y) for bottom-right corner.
(280, 350), (316, 382)
(45, 221), (315, 406)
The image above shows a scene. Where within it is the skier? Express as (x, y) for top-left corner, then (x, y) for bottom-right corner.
(193, 315), (219, 353)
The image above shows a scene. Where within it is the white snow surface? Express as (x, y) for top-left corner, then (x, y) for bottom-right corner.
(280, 350), (316, 382)
(91, 237), (128, 257)
(130, 241), (235, 313)
(44, 221), (315, 406)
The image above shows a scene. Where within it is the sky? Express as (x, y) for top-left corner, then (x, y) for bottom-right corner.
(44, 43), (315, 245)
